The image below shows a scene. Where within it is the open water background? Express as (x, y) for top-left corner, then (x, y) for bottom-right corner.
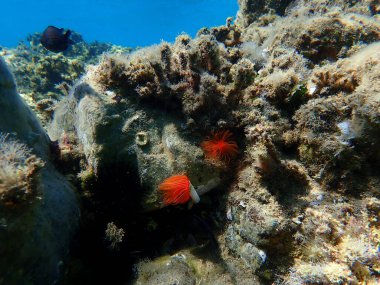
(0, 0), (238, 47)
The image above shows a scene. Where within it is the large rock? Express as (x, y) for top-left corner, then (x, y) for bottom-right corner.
(0, 57), (79, 285)
(47, 36), (250, 210)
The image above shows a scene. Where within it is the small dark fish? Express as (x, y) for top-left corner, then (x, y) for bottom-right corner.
(40, 26), (73, 52)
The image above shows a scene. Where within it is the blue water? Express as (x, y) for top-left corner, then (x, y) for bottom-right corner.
(0, 0), (238, 48)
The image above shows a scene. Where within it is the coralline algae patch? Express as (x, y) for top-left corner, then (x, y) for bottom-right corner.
(1, 0), (380, 284)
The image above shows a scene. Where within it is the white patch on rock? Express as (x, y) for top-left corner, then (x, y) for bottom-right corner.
(258, 250), (267, 263)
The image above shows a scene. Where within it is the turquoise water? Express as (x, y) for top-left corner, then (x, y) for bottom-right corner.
(1, 0), (238, 47)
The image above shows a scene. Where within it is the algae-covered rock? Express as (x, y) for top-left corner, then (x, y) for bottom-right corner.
(133, 255), (196, 285)
(239, 0), (380, 64)
(49, 78), (222, 210)
(0, 56), (79, 284)
(294, 43), (380, 188)
(236, 0), (294, 28)
(132, 250), (234, 285)
(0, 134), (44, 203)
(2, 32), (132, 125)
(0, 57), (49, 157)
(43, 1), (380, 284)
(48, 32), (257, 210)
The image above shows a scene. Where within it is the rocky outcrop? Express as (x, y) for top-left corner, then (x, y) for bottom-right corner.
(0, 57), (79, 285)
(2, 32), (131, 125)
(236, 0), (294, 27)
(18, 0), (380, 284)
(47, 34), (251, 210)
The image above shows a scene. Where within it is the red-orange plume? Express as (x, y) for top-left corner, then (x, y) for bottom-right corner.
(201, 130), (238, 162)
(158, 175), (191, 206)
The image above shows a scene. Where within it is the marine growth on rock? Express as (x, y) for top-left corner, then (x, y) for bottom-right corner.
(2, 0), (380, 284)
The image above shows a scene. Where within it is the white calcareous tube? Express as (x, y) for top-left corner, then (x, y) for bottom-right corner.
(191, 177), (222, 204)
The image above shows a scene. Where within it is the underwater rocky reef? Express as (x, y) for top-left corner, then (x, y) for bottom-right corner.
(1, 0), (380, 284)
(1, 32), (131, 126)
